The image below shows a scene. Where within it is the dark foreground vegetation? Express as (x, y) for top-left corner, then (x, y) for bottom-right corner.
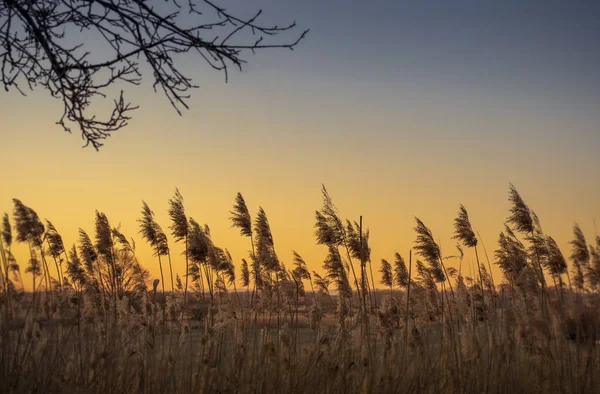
(1, 185), (599, 393)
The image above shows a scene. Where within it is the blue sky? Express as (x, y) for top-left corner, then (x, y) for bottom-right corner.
(228, 0), (600, 111)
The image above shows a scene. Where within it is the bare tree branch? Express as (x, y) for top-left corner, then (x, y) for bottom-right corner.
(0, 0), (308, 149)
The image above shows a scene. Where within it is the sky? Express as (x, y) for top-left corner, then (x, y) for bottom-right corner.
(1, 0), (599, 291)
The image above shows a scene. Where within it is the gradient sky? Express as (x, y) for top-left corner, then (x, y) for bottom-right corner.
(1, 0), (599, 290)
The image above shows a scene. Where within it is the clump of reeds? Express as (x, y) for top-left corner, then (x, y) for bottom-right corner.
(0, 184), (599, 394)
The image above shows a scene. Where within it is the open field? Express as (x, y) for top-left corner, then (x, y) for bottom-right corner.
(1, 185), (600, 393)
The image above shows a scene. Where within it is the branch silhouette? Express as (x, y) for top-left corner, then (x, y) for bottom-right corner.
(0, 0), (308, 149)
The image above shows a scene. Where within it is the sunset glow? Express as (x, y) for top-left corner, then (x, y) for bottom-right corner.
(2, 0), (599, 290)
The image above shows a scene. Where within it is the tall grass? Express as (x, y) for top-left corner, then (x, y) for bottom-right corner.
(0, 185), (599, 393)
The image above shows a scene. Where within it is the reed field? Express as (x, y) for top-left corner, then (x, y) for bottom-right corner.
(0, 184), (599, 393)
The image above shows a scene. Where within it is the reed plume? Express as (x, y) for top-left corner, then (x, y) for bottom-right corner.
(230, 192), (253, 238)
(213, 248), (237, 301)
(112, 226), (148, 291)
(379, 258), (393, 294)
(155, 229), (170, 257)
(13, 200), (50, 296)
(525, 213), (550, 270)
(95, 211), (119, 304)
(1, 213), (12, 296)
(230, 193), (257, 305)
(312, 271), (331, 298)
(506, 184), (534, 234)
(414, 216), (459, 331)
(292, 250), (315, 303)
(506, 185), (547, 315)
(569, 223), (591, 291)
(314, 211), (340, 246)
(220, 249), (236, 286)
(138, 201), (159, 247)
(78, 229), (98, 273)
(414, 217), (444, 283)
(324, 249), (344, 282)
(254, 207), (274, 248)
(45, 220), (65, 289)
(319, 185), (344, 243)
(254, 207), (279, 273)
(66, 244), (87, 292)
(12, 199), (44, 247)
(546, 236), (567, 278)
(570, 223), (590, 267)
(292, 251), (310, 281)
(79, 228), (107, 312)
(494, 227), (528, 287)
(187, 218), (210, 298)
(415, 260), (439, 318)
(453, 205), (477, 248)
(168, 189), (189, 242)
(346, 220), (371, 262)
(323, 245), (352, 321)
(111, 227), (133, 253)
(138, 201), (172, 293)
(314, 186), (363, 308)
(94, 211), (114, 260)
(253, 207), (283, 325)
(2, 213), (11, 248)
(240, 258), (250, 288)
(453, 204), (486, 300)
(168, 188), (190, 306)
(346, 219), (374, 307)
(393, 252), (409, 289)
(45, 220), (65, 259)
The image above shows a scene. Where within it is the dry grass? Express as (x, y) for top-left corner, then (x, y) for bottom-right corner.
(1, 186), (599, 393)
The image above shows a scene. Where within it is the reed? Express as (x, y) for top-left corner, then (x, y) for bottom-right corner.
(0, 184), (598, 394)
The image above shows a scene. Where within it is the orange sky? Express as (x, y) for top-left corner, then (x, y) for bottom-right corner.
(1, 87), (598, 291)
(1, 0), (599, 290)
